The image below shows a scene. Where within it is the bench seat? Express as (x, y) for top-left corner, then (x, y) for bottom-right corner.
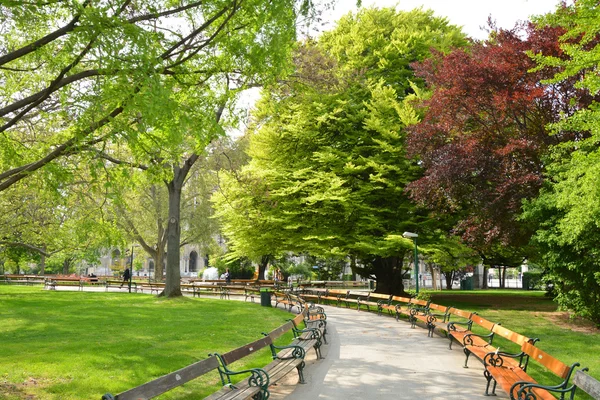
(484, 341), (581, 399)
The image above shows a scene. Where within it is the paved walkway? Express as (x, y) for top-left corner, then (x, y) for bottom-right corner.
(269, 304), (508, 400)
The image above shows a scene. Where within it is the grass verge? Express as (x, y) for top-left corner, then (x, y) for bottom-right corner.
(0, 286), (294, 399)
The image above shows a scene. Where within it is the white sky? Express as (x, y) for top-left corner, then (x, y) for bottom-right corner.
(323, 0), (561, 40)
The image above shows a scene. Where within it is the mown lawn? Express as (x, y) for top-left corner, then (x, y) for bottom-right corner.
(0, 286), (294, 399)
(430, 289), (600, 400)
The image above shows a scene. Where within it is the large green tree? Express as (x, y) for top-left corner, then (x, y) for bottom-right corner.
(523, 0), (600, 325)
(1, 0), (330, 297)
(214, 7), (468, 294)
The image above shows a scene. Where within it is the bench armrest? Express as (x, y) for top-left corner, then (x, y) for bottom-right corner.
(210, 353), (270, 390)
(462, 332), (494, 346)
(271, 344), (306, 360)
(511, 380), (576, 399)
(447, 320), (473, 332)
(292, 326), (321, 340)
(483, 351), (523, 367)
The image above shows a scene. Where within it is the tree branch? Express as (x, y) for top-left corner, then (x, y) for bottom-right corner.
(0, 0), (91, 67)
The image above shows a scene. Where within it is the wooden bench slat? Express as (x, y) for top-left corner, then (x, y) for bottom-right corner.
(573, 370), (600, 399)
(522, 341), (570, 379)
(116, 356), (220, 400)
(221, 337), (272, 365)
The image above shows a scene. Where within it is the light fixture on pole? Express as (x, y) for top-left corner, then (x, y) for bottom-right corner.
(403, 232), (419, 294)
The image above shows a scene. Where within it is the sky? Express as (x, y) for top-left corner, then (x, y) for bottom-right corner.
(322, 0), (560, 40)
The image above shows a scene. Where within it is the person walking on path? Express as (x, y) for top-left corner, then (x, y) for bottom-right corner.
(120, 267), (131, 288)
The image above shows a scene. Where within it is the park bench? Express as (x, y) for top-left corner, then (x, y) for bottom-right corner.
(378, 295), (412, 318)
(462, 324), (536, 368)
(273, 291), (303, 312)
(427, 307), (475, 340)
(483, 341), (582, 399)
(314, 289), (346, 306)
(3, 274), (44, 285)
(105, 280), (139, 293)
(44, 277), (84, 291)
(139, 282), (164, 294)
(401, 298), (431, 328)
(288, 310), (324, 359)
(356, 292), (393, 313)
(244, 287), (261, 302)
(572, 368), (600, 399)
(207, 328), (311, 400)
(448, 313), (496, 351)
(412, 302), (451, 337)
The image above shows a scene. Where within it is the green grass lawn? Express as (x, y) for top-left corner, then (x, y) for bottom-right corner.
(429, 289), (600, 400)
(0, 286), (294, 399)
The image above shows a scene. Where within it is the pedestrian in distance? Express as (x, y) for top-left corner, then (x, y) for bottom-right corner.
(120, 267), (131, 288)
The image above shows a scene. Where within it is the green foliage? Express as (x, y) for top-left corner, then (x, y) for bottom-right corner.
(213, 8), (467, 294)
(522, 271), (543, 290)
(522, 1), (600, 326)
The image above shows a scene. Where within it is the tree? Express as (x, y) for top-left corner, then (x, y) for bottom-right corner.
(406, 22), (594, 277)
(214, 7), (468, 295)
(523, 0), (600, 325)
(420, 233), (479, 290)
(1, 0), (331, 297)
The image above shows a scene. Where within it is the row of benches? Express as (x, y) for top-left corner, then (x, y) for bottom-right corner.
(43, 278), (264, 300)
(102, 303), (327, 400)
(299, 288), (597, 400)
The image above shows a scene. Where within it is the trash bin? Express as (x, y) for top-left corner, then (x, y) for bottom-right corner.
(460, 276), (473, 290)
(368, 279), (375, 291)
(260, 288), (272, 307)
(522, 275), (531, 290)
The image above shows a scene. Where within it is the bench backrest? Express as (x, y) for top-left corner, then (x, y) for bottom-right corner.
(491, 325), (530, 346)
(428, 303), (450, 314)
(448, 308), (473, 321)
(111, 356), (220, 400)
(470, 315), (495, 331)
(265, 321), (294, 341)
(391, 296), (411, 304)
(291, 312), (304, 328)
(522, 341), (571, 379)
(410, 299), (429, 308)
(573, 370), (600, 398)
(220, 336), (272, 366)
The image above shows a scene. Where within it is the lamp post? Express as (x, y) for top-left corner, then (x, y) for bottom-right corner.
(129, 244), (134, 293)
(403, 232), (419, 294)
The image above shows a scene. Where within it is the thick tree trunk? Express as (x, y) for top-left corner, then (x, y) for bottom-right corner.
(162, 171), (184, 298)
(445, 272), (454, 290)
(372, 256), (408, 296)
(258, 255), (271, 281)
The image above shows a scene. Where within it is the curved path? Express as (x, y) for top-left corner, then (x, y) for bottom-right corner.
(269, 304), (508, 399)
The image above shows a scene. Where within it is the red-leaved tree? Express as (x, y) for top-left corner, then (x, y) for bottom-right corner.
(407, 22), (594, 266)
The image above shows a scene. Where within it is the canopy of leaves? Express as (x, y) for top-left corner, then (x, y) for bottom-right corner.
(406, 22), (594, 255)
(523, 0), (600, 325)
(213, 7), (468, 277)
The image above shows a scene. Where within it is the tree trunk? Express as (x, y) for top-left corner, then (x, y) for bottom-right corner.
(40, 250), (46, 275)
(258, 255), (271, 281)
(445, 272), (454, 290)
(427, 262), (437, 290)
(482, 265), (489, 289)
(501, 265), (507, 289)
(151, 246), (166, 282)
(161, 170), (184, 298)
(372, 256), (408, 296)
(62, 258), (72, 275)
